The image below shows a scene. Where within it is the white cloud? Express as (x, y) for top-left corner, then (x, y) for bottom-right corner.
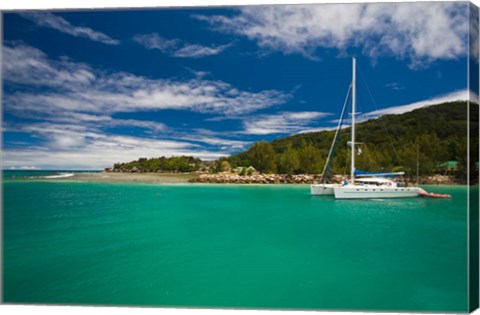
(385, 82), (405, 91)
(133, 32), (231, 58)
(3, 122), (227, 169)
(322, 89), (472, 130)
(173, 42), (232, 58)
(180, 135), (249, 150)
(132, 33), (179, 51)
(2, 44), (96, 88)
(361, 89), (470, 119)
(176, 128), (250, 151)
(470, 3), (480, 63)
(19, 12), (119, 45)
(3, 43), (287, 169)
(296, 126), (340, 134)
(3, 44), (289, 119)
(8, 165), (40, 170)
(195, 2), (468, 65)
(243, 111), (330, 135)
(3, 141), (226, 170)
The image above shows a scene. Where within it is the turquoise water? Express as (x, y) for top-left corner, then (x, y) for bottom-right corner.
(3, 179), (468, 312)
(2, 170), (100, 179)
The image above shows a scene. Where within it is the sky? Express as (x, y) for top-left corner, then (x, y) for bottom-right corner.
(1, 2), (475, 170)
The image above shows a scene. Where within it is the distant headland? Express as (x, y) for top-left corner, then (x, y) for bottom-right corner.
(105, 101), (477, 186)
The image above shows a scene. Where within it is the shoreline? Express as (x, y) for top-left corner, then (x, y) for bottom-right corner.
(6, 172), (197, 184)
(191, 173), (463, 185)
(5, 171), (466, 185)
(68, 172), (198, 183)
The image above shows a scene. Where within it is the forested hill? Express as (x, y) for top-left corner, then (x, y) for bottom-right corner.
(225, 101), (477, 177)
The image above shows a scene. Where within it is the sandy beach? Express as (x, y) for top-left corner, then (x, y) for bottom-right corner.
(35, 171), (459, 185)
(57, 172), (199, 184)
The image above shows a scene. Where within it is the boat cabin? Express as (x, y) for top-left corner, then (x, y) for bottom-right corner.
(353, 177), (398, 187)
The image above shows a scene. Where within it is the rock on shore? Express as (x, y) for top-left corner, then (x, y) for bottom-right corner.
(191, 174), (324, 184)
(190, 173), (459, 185)
(415, 175), (459, 185)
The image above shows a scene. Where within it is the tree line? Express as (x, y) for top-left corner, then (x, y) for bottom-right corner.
(224, 101), (477, 180)
(111, 101), (478, 181)
(113, 156), (203, 173)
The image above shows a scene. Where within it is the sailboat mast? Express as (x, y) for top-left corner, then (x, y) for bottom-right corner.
(350, 57), (356, 184)
(416, 143), (419, 186)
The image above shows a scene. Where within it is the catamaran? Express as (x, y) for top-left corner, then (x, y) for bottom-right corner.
(311, 58), (424, 199)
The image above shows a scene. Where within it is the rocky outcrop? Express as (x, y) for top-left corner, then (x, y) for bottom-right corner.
(190, 174), (459, 185)
(392, 175), (459, 185)
(191, 174), (324, 184)
(415, 175), (459, 185)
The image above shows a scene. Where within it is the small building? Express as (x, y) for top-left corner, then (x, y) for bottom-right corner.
(436, 161), (458, 174)
(131, 166), (140, 172)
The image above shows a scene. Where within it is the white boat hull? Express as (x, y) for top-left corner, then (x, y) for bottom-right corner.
(333, 186), (421, 199)
(310, 184), (339, 195)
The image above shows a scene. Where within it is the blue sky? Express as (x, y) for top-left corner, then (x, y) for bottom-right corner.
(2, 2), (474, 169)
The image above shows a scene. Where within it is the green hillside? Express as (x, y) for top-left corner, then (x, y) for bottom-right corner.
(225, 101), (477, 179)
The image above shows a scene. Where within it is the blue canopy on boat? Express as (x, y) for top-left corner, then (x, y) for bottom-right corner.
(354, 169), (405, 177)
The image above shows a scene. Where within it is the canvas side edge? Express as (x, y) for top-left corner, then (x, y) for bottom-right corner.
(469, 2), (480, 313)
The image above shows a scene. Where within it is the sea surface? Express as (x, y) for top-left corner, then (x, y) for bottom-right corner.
(3, 171), (469, 312)
(2, 170), (100, 179)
